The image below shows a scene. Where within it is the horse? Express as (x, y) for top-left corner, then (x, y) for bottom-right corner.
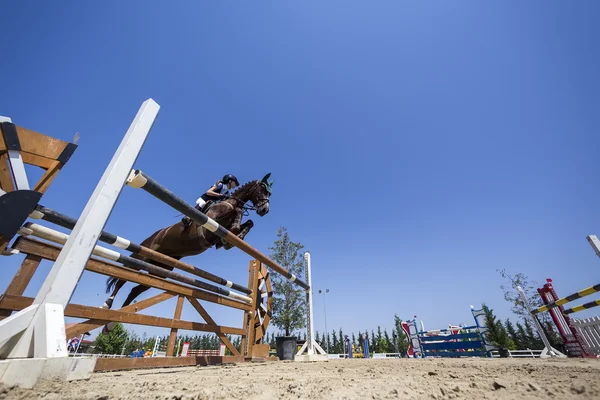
(101, 173), (274, 332)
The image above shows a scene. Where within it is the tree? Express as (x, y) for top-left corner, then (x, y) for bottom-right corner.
(269, 227), (306, 336)
(497, 269), (549, 323)
(481, 304), (514, 350)
(524, 318), (543, 349)
(93, 323), (128, 355)
(393, 315), (410, 355)
(504, 319), (523, 349)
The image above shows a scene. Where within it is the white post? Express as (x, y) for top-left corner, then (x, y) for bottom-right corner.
(517, 286), (566, 358)
(295, 252), (327, 361)
(0, 99), (160, 388)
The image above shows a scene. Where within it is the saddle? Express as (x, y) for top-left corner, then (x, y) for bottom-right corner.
(181, 199), (218, 229)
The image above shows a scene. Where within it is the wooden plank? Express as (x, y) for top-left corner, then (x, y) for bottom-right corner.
(94, 355), (245, 372)
(166, 295), (185, 356)
(246, 260), (261, 356)
(13, 237), (252, 311)
(20, 152), (56, 170)
(0, 254), (42, 319)
(33, 160), (65, 193)
(186, 297), (240, 356)
(0, 126), (71, 159)
(65, 292), (175, 337)
(0, 153), (15, 192)
(0, 294), (246, 335)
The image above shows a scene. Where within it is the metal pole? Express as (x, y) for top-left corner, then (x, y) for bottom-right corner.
(318, 289), (329, 354)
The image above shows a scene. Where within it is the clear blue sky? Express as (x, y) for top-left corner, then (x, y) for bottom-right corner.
(1, 1), (599, 343)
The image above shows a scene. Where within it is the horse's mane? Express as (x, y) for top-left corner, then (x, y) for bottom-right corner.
(230, 179), (260, 198)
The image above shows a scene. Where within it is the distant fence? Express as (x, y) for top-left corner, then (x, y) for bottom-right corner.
(490, 349), (542, 358)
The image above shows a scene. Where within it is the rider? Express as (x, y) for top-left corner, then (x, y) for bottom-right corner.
(182, 174), (240, 228)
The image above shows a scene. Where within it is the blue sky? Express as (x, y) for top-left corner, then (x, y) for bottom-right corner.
(1, 1), (599, 343)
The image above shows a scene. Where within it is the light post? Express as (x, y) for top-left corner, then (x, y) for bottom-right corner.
(318, 289), (329, 353)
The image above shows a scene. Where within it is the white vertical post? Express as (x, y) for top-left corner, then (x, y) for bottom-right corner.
(305, 252), (315, 355)
(295, 252), (327, 361)
(0, 99), (160, 359)
(517, 286), (566, 358)
(0, 116), (30, 190)
(587, 235), (600, 259)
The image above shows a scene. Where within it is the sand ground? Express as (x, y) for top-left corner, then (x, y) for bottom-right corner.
(2, 357), (600, 400)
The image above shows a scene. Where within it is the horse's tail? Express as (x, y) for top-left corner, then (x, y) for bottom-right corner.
(105, 276), (120, 294)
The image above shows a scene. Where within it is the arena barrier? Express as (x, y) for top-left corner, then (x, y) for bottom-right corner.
(0, 99), (325, 389)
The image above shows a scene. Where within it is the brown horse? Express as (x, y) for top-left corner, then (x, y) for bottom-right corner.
(101, 174), (273, 331)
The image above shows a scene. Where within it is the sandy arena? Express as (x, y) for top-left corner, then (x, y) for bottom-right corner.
(2, 357), (600, 400)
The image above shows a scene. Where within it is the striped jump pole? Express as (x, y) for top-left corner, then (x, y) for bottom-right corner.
(126, 169), (310, 291)
(18, 222), (252, 304)
(564, 299), (600, 315)
(31, 205), (251, 296)
(531, 283), (600, 315)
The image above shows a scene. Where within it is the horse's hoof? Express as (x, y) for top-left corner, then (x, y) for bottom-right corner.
(102, 298), (113, 309)
(103, 322), (117, 335)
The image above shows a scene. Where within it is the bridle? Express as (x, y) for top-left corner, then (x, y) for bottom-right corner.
(229, 181), (270, 216)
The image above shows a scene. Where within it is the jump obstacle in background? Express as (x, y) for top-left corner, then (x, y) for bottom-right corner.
(0, 99), (326, 389)
(402, 307), (494, 358)
(517, 234), (600, 359)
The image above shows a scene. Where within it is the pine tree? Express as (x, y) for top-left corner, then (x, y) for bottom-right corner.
(376, 327), (383, 353)
(331, 330), (339, 353)
(393, 315), (409, 355)
(543, 320), (563, 348)
(384, 330), (394, 353)
(504, 319), (522, 349)
(515, 322), (530, 348)
(269, 227), (306, 336)
(481, 304), (513, 350)
(371, 330), (376, 353)
(352, 333), (356, 347)
(338, 329), (344, 354)
(524, 318), (543, 349)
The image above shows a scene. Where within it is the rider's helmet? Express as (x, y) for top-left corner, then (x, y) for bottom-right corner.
(222, 174), (239, 186)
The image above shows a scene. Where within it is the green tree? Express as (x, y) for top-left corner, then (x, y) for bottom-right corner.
(93, 323), (128, 354)
(497, 269), (551, 324)
(524, 318), (543, 349)
(393, 315), (410, 355)
(331, 330), (339, 353)
(269, 227), (306, 336)
(481, 304), (514, 350)
(504, 319), (523, 349)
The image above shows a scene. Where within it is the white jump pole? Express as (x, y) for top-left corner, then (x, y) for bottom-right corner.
(0, 99), (160, 388)
(295, 252), (327, 362)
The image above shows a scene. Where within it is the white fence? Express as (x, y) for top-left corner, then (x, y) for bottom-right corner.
(490, 349), (542, 358)
(69, 353), (126, 358)
(574, 316), (600, 356)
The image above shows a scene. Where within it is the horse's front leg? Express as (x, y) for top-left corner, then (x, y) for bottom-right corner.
(223, 219), (254, 250)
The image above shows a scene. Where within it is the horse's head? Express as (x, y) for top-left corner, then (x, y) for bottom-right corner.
(253, 173), (273, 216)
(231, 173), (274, 217)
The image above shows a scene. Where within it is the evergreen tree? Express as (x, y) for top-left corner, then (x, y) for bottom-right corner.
(481, 304), (513, 350)
(376, 327), (383, 353)
(384, 330), (394, 353)
(352, 333), (356, 347)
(544, 320), (563, 348)
(515, 322), (530, 348)
(371, 330), (376, 353)
(331, 330), (339, 353)
(524, 318), (543, 349)
(338, 329), (344, 354)
(269, 227), (306, 336)
(393, 315), (409, 355)
(504, 319), (523, 349)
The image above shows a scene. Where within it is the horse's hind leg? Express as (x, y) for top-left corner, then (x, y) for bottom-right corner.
(223, 220), (254, 250)
(103, 279), (126, 309)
